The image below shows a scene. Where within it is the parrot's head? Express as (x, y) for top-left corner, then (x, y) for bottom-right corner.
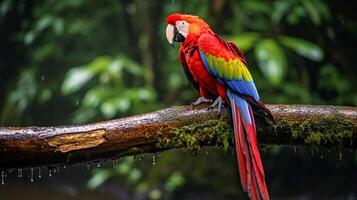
(165, 13), (212, 46)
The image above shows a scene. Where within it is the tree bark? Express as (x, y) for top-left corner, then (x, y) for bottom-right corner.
(0, 104), (356, 169)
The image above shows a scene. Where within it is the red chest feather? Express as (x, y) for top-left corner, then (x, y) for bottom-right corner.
(185, 50), (218, 95)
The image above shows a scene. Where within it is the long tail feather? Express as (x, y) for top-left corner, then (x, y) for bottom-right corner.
(228, 91), (270, 200)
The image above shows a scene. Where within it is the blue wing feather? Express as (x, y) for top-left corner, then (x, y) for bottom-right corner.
(199, 51), (260, 102)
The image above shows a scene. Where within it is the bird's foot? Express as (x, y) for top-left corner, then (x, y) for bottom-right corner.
(192, 97), (213, 106)
(207, 96), (224, 116)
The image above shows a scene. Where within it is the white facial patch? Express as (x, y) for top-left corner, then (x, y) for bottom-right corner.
(176, 21), (189, 38)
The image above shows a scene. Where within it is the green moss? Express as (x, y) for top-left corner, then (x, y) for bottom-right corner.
(152, 112), (355, 159)
(271, 113), (356, 159)
(153, 120), (233, 155)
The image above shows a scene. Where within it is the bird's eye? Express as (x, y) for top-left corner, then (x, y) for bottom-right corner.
(181, 21), (185, 25)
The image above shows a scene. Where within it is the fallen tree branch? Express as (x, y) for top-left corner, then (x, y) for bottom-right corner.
(0, 104), (356, 169)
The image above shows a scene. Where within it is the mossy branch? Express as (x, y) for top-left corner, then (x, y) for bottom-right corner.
(0, 104), (356, 169)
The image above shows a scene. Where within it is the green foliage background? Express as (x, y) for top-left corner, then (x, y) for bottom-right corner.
(0, 0), (356, 199)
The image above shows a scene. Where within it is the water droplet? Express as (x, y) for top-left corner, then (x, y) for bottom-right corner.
(294, 147), (297, 153)
(67, 153), (71, 163)
(152, 154), (156, 166)
(38, 168), (41, 179)
(86, 164), (90, 172)
(18, 169), (22, 178)
(75, 100), (79, 106)
(320, 155), (324, 159)
(49, 170), (52, 177)
(1, 171), (5, 185)
(97, 162), (101, 168)
(30, 168), (34, 183)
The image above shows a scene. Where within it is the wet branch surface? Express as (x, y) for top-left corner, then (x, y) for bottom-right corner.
(0, 104), (356, 169)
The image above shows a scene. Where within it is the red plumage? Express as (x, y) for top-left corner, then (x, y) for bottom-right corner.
(166, 13), (272, 200)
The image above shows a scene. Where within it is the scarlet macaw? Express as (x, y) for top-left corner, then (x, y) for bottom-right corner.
(165, 13), (274, 200)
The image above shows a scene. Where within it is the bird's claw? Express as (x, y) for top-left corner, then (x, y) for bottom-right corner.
(207, 96), (224, 116)
(192, 97), (213, 106)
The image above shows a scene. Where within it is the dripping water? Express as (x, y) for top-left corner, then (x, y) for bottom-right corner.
(30, 168), (34, 183)
(86, 164), (91, 173)
(18, 169), (22, 178)
(1, 171), (5, 185)
(152, 154), (156, 166)
(38, 168), (42, 179)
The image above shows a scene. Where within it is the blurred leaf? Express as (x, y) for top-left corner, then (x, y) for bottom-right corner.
(168, 73), (183, 91)
(0, 0), (12, 17)
(286, 5), (305, 25)
(128, 168), (142, 184)
(62, 67), (94, 94)
(24, 31), (35, 45)
(87, 169), (112, 189)
(301, 0), (321, 25)
(117, 157), (134, 175)
(279, 36), (323, 61)
(318, 64), (349, 93)
(117, 55), (143, 76)
(227, 32), (261, 51)
(241, 1), (272, 15)
(255, 39), (287, 85)
(9, 69), (38, 112)
(149, 189), (162, 200)
(165, 171), (185, 192)
(272, 1), (291, 24)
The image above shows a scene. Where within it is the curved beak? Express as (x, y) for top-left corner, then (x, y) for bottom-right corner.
(166, 24), (175, 47)
(166, 24), (186, 47)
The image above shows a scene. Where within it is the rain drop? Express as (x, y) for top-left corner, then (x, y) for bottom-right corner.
(152, 154), (156, 166)
(49, 170), (52, 177)
(1, 171), (5, 185)
(38, 168), (42, 179)
(30, 168), (34, 183)
(86, 164), (91, 172)
(97, 162), (101, 168)
(18, 169), (22, 178)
